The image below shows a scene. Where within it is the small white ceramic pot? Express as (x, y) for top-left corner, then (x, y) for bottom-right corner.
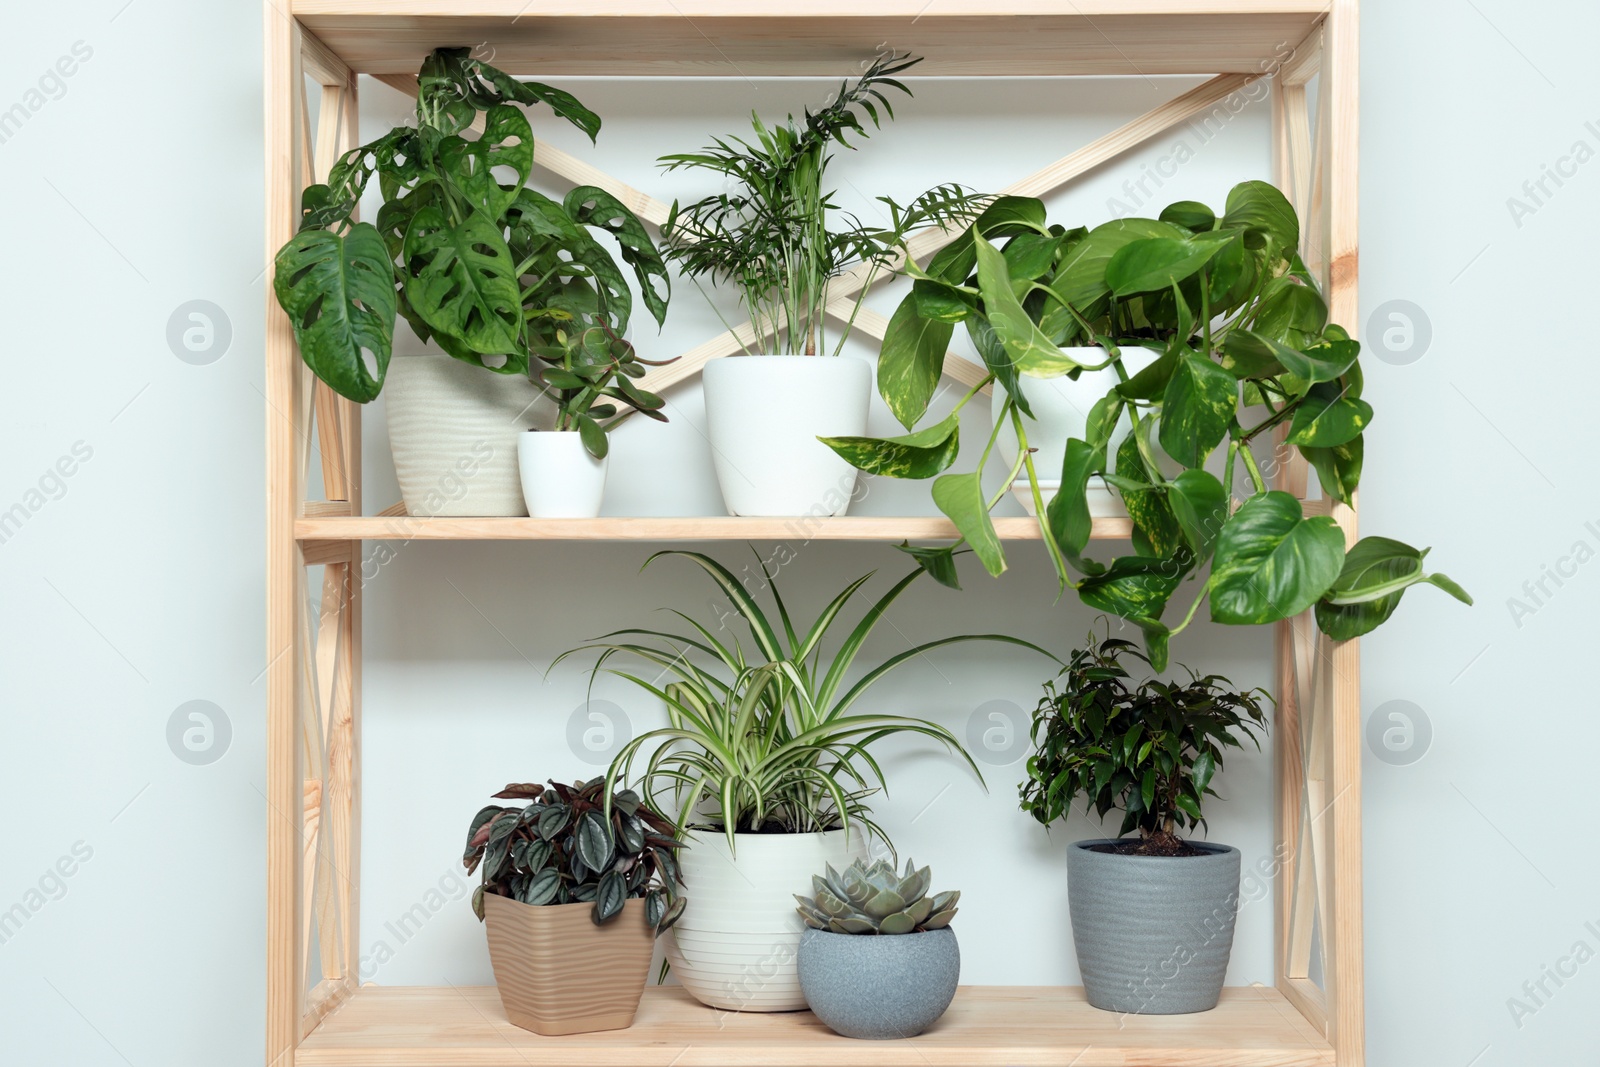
(666, 828), (869, 1012)
(700, 356), (871, 518)
(384, 352), (555, 516)
(516, 431), (608, 518)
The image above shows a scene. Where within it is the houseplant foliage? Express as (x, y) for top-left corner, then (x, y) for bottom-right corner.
(795, 857), (958, 934)
(795, 858), (962, 1039)
(561, 549), (1054, 846)
(1017, 631), (1268, 855)
(822, 182), (1470, 668)
(1017, 630), (1265, 1014)
(660, 52), (991, 356)
(272, 47), (672, 458)
(463, 778), (686, 933)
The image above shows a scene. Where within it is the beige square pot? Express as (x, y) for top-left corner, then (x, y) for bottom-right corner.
(483, 894), (655, 1035)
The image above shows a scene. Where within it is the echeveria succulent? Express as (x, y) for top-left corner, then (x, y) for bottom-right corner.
(795, 857), (958, 935)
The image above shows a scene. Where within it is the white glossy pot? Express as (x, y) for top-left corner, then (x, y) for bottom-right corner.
(385, 352), (554, 516)
(516, 432), (608, 518)
(666, 829), (869, 1011)
(990, 347), (1160, 517)
(701, 356), (870, 518)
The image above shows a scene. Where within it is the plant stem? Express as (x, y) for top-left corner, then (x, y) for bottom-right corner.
(1239, 440), (1268, 494)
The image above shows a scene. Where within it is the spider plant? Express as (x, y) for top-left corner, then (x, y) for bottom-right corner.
(556, 550), (1056, 851)
(660, 52), (992, 357)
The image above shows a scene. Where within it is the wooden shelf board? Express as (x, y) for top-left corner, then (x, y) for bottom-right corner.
(297, 984), (1334, 1067)
(292, 1), (1328, 77)
(293, 514), (1130, 542)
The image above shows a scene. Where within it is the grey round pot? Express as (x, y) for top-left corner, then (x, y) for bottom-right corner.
(797, 927), (960, 1039)
(1066, 838), (1241, 1015)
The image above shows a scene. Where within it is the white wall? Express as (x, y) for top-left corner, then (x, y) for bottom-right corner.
(0, 2), (1594, 1064)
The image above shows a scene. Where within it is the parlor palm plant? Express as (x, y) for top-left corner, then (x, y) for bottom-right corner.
(659, 52), (994, 517)
(660, 52), (988, 357)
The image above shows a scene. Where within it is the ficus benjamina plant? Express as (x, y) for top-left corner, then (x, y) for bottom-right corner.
(821, 182), (1471, 669)
(272, 48), (673, 457)
(1018, 630), (1269, 856)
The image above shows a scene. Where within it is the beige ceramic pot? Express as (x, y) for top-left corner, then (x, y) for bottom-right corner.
(482, 894), (655, 1035)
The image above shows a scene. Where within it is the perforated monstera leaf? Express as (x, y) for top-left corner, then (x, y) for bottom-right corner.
(401, 204), (523, 357)
(439, 104), (534, 221)
(272, 222), (397, 403)
(564, 186), (670, 326)
(506, 189), (633, 331)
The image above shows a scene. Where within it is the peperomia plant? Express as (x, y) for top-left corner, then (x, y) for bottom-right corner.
(273, 48), (672, 455)
(823, 182), (1470, 668)
(660, 52), (990, 357)
(1018, 631), (1269, 856)
(463, 778), (686, 933)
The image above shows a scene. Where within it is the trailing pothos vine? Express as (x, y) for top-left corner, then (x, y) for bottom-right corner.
(272, 48), (673, 457)
(824, 182), (1470, 668)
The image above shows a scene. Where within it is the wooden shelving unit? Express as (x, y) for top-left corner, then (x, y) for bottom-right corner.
(264, 3), (1363, 1065)
(296, 986), (1335, 1066)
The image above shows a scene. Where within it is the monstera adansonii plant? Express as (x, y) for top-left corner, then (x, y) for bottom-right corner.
(272, 48), (672, 456)
(822, 182), (1470, 668)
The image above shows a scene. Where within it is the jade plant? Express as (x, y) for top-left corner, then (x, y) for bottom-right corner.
(823, 182), (1469, 667)
(557, 550), (1054, 848)
(273, 47), (672, 455)
(796, 858), (958, 934)
(1017, 631), (1269, 856)
(463, 778), (686, 932)
(661, 52), (990, 356)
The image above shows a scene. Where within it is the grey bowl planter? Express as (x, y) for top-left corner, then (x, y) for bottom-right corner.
(1066, 838), (1241, 1015)
(797, 927), (960, 1039)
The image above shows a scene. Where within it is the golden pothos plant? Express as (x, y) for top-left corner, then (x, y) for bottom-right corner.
(823, 182), (1470, 668)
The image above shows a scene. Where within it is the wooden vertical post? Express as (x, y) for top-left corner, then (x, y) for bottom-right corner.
(334, 64), (365, 1014)
(1321, 1), (1364, 1064)
(264, 3), (304, 1066)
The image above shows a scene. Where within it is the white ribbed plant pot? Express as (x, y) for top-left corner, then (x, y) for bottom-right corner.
(385, 352), (554, 516)
(990, 347), (1160, 518)
(516, 432), (608, 518)
(666, 829), (868, 1012)
(701, 356), (870, 518)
